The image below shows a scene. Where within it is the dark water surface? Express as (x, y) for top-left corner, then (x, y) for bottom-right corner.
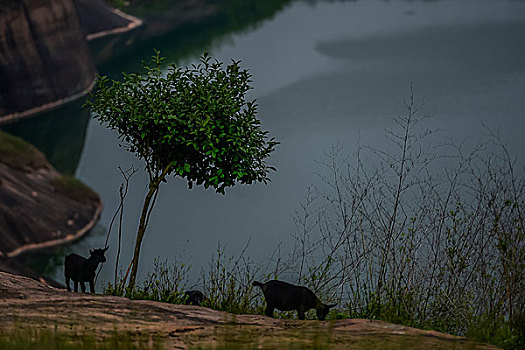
(3, 0), (525, 288)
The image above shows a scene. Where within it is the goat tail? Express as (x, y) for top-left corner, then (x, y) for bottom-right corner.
(252, 280), (264, 288)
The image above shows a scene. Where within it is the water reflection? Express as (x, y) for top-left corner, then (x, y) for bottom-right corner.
(3, 0), (525, 288)
(90, 0), (294, 76)
(0, 0), (297, 286)
(0, 99), (90, 175)
(1, 0), (295, 173)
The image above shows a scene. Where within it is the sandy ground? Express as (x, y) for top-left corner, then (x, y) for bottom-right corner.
(0, 271), (500, 349)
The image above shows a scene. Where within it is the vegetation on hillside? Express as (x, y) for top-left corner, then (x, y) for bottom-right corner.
(105, 92), (524, 349)
(281, 93), (524, 348)
(0, 327), (162, 350)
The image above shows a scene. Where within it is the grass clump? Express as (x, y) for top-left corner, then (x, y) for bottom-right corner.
(105, 245), (267, 316)
(189, 325), (335, 350)
(200, 243), (263, 315)
(106, 258), (190, 304)
(0, 130), (49, 170)
(0, 326), (163, 350)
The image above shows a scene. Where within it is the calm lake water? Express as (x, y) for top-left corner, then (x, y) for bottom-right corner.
(4, 0), (525, 288)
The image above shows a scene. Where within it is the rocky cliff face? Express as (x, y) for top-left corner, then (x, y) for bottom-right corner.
(0, 0), (96, 122)
(0, 131), (102, 259)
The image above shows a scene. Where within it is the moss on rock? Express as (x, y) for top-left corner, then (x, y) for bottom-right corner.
(50, 175), (100, 204)
(0, 130), (50, 170)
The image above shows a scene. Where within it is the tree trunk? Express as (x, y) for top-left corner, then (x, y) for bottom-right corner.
(126, 164), (171, 292)
(127, 183), (159, 291)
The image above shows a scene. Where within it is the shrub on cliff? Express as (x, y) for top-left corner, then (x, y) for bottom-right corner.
(85, 51), (277, 291)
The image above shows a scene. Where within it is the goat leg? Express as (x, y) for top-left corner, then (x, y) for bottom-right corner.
(298, 309), (306, 320)
(265, 306), (275, 318)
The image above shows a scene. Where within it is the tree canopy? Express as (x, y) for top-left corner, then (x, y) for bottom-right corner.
(86, 51), (277, 194)
(84, 51), (277, 290)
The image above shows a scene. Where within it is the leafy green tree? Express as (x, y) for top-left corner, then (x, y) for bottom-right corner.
(85, 51), (278, 291)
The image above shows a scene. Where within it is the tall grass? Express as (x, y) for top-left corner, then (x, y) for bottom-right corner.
(281, 91), (524, 349)
(0, 326), (163, 350)
(105, 257), (190, 304)
(105, 244), (267, 315)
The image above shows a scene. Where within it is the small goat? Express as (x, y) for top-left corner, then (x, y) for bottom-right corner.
(64, 247), (108, 293)
(184, 290), (207, 306)
(252, 280), (336, 320)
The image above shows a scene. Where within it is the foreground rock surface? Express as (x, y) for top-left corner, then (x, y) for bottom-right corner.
(0, 272), (499, 349)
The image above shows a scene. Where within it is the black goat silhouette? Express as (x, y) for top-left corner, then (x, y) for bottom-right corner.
(252, 280), (336, 320)
(64, 247), (108, 293)
(184, 290), (207, 306)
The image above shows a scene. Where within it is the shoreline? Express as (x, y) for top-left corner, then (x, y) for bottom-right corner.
(0, 76), (97, 126)
(0, 5), (142, 125)
(4, 200), (103, 259)
(86, 8), (143, 41)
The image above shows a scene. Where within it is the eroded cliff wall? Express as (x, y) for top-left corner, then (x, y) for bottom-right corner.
(0, 0), (96, 122)
(0, 131), (102, 259)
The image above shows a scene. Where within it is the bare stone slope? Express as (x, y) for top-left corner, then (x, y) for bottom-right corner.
(0, 271), (499, 349)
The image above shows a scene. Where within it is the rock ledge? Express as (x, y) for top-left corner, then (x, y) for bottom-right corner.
(0, 271), (499, 349)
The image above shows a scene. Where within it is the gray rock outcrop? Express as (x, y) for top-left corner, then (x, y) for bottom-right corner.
(0, 0), (96, 122)
(0, 131), (102, 258)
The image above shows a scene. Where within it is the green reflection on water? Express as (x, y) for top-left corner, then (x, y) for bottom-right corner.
(0, 0), (293, 282)
(0, 99), (90, 175)
(1, 0), (292, 177)
(91, 0), (293, 77)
